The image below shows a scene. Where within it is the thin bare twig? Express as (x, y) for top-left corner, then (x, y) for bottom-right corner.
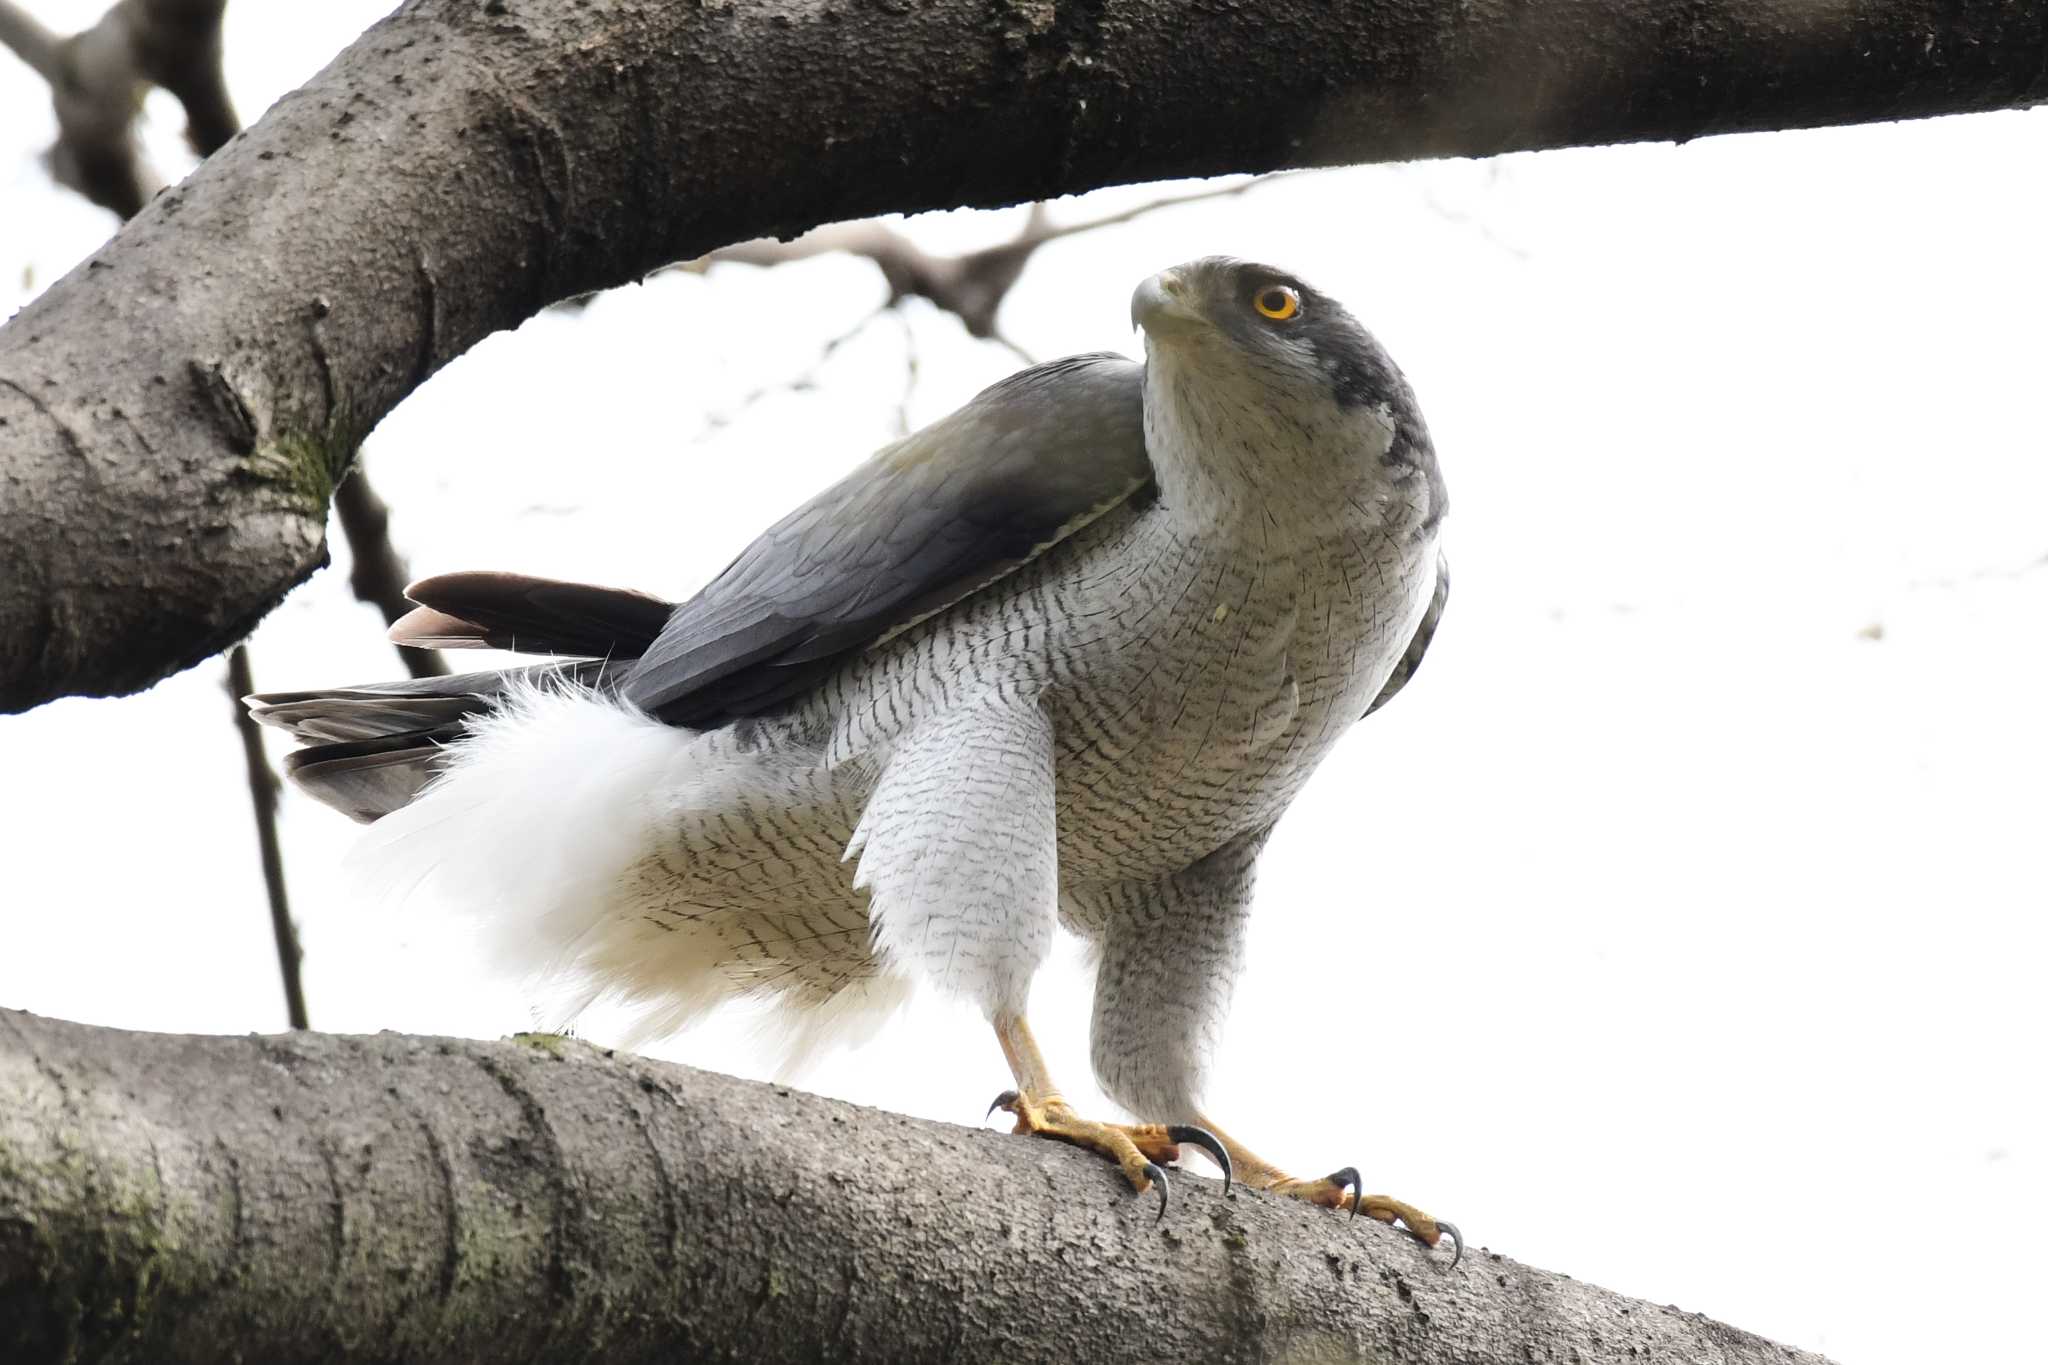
(0, 0), (239, 217)
(333, 470), (447, 678)
(1025, 175), (1275, 246)
(676, 177), (1273, 433)
(0, 0), (62, 81)
(987, 329), (1037, 367)
(694, 301), (894, 440)
(225, 644), (308, 1029)
(682, 176), (1279, 342)
(129, 0), (236, 155)
(891, 307), (919, 437)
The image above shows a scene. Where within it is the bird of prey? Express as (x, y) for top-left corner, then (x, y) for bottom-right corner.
(250, 256), (1455, 1258)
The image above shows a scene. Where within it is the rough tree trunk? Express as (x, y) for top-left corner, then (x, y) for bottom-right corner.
(0, 1010), (1831, 1365)
(1, 0), (2044, 710)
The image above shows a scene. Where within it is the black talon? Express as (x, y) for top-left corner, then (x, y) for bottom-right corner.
(986, 1089), (1019, 1123)
(1326, 1165), (1363, 1220)
(1434, 1220), (1464, 1272)
(1165, 1124), (1234, 1196)
(1143, 1161), (1171, 1221)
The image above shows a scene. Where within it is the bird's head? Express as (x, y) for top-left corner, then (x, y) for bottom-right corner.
(1131, 257), (1440, 532)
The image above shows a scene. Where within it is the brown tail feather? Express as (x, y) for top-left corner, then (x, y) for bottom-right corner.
(392, 571), (674, 659)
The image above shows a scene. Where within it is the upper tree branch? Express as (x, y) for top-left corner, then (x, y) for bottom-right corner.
(0, 1010), (1834, 1365)
(3, 0), (441, 1022)
(3, 0), (2045, 711)
(2, 0), (442, 679)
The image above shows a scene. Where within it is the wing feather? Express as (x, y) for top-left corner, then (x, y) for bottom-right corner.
(1364, 551), (1450, 718)
(624, 353), (1149, 726)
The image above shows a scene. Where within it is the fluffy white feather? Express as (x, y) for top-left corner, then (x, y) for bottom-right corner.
(349, 676), (910, 1064)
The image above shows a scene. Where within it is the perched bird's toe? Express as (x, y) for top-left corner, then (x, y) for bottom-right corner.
(1261, 1168), (1458, 1266)
(1266, 1168), (1356, 1212)
(1143, 1161), (1171, 1220)
(1323, 1165), (1363, 1219)
(989, 1089), (1223, 1216)
(1432, 1220), (1465, 1272)
(1164, 1124), (1233, 1195)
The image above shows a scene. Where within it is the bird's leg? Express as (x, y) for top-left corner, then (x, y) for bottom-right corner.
(987, 1012), (1231, 1218)
(1191, 1113), (1462, 1267)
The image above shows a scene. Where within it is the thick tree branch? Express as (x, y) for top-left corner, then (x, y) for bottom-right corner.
(3, 0), (439, 679)
(4, 0), (448, 1017)
(0, 1010), (1833, 1365)
(3, 0), (2045, 711)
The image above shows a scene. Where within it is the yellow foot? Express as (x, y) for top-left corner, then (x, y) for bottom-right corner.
(987, 1090), (1233, 1219)
(1268, 1167), (1463, 1269)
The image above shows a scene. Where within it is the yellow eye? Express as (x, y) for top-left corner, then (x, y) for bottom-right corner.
(1253, 286), (1301, 321)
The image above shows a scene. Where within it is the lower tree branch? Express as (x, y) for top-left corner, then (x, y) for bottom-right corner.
(0, 1011), (1832, 1365)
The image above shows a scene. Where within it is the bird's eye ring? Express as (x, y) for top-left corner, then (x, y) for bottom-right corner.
(1253, 286), (1301, 322)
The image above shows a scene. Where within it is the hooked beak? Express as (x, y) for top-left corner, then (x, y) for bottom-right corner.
(1131, 269), (1204, 338)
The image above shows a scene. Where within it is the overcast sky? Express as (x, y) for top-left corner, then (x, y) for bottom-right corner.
(3, 4), (2044, 1362)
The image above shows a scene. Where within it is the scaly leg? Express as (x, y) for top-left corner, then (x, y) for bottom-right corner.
(1193, 1113), (1462, 1268)
(987, 1012), (1231, 1219)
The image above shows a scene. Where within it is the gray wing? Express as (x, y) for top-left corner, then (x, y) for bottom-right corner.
(1364, 550), (1449, 718)
(624, 353), (1150, 727)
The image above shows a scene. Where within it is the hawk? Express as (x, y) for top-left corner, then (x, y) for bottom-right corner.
(251, 257), (1456, 1258)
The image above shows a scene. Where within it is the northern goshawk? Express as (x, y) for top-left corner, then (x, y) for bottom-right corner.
(251, 257), (1455, 1257)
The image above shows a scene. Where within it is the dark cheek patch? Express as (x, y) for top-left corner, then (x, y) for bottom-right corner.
(1303, 313), (1404, 412)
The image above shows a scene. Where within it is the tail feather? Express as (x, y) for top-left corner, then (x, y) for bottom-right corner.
(246, 569), (905, 1056)
(282, 727), (468, 824)
(392, 572), (674, 658)
(249, 683), (492, 745)
(247, 657), (621, 823)
(383, 606), (501, 652)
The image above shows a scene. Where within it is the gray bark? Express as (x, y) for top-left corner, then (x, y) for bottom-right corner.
(0, 1009), (1832, 1365)
(2, 0), (2046, 710)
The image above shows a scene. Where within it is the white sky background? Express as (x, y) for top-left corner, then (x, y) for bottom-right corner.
(3, 3), (2045, 1360)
